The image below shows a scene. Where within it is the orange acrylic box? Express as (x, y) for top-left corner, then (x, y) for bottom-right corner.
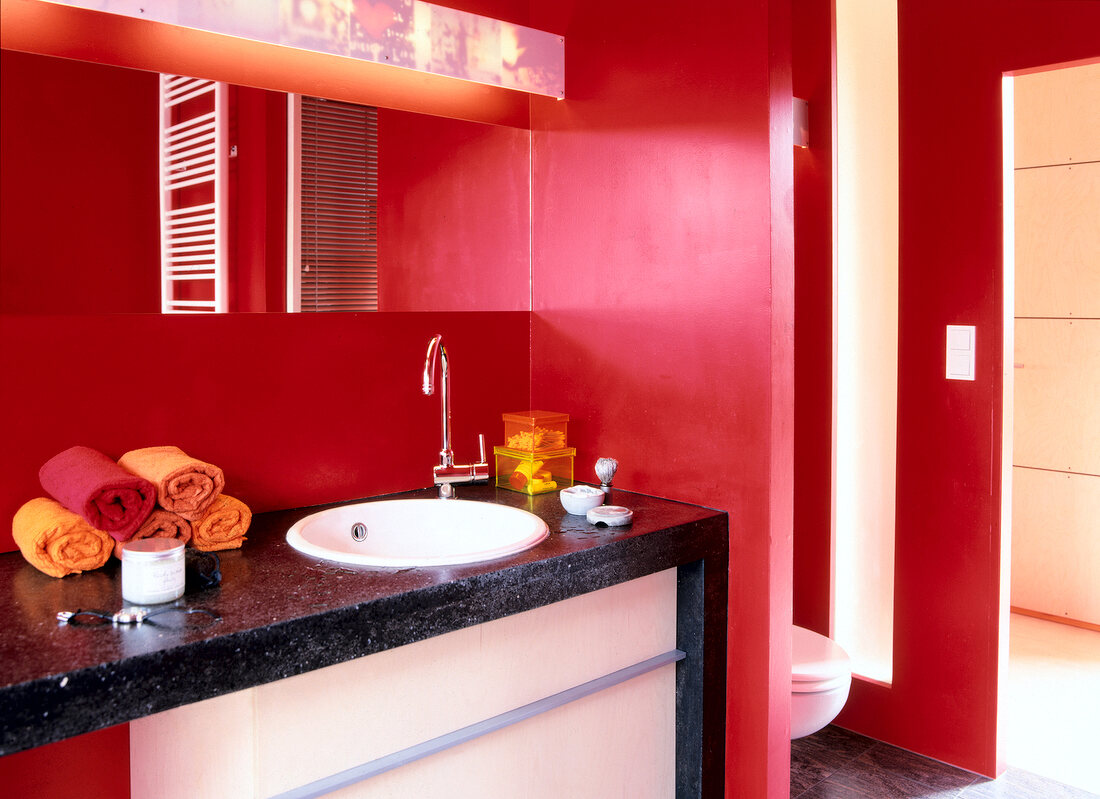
(501, 411), (569, 453)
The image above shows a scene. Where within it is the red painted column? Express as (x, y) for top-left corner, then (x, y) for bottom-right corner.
(528, 0), (794, 794)
(836, 0), (1100, 777)
(792, 0), (836, 637)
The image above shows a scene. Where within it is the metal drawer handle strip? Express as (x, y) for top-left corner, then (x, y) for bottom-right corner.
(273, 649), (686, 799)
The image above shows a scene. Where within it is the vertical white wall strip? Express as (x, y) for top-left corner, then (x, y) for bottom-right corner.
(158, 74), (227, 313)
(213, 81), (227, 314)
(997, 71), (1015, 765)
(833, 0), (898, 684)
(158, 74), (171, 315)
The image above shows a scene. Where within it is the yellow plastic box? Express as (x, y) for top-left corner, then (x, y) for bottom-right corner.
(494, 445), (575, 495)
(502, 410), (569, 452)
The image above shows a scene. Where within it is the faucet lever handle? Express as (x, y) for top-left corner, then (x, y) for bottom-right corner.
(478, 433), (486, 464)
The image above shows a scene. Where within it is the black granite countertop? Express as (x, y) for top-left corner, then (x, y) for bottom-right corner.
(0, 485), (727, 756)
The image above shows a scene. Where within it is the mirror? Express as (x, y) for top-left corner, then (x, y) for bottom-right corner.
(0, 49), (532, 314)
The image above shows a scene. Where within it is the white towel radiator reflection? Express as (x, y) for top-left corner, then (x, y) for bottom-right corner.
(158, 74), (227, 313)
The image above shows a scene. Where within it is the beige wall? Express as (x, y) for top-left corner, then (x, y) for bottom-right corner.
(1011, 62), (1100, 625)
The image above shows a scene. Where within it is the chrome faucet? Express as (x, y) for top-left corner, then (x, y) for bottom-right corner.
(422, 334), (489, 498)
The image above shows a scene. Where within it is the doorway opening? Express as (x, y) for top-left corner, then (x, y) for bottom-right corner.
(999, 63), (1100, 795)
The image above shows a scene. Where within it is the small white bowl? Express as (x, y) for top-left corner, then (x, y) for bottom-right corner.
(559, 485), (605, 515)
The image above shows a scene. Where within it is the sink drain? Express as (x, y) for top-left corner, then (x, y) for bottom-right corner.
(350, 522), (368, 542)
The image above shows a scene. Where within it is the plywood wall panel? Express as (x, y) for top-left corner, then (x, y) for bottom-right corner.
(1014, 63), (1100, 169)
(254, 569), (676, 797)
(1015, 162), (1100, 319)
(1010, 466), (1100, 624)
(1011, 60), (1100, 632)
(1013, 319), (1100, 475)
(338, 670), (675, 798)
(131, 690), (256, 799)
(131, 572), (678, 799)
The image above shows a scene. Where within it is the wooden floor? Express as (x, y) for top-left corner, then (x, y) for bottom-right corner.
(792, 612), (1100, 797)
(1000, 613), (1100, 794)
(791, 725), (1097, 798)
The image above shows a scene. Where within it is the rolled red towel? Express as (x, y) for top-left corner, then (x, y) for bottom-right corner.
(39, 446), (157, 541)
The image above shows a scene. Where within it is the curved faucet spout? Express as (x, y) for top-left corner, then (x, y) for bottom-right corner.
(421, 335), (488, 498)
(422, 334), (444, 396)
(422, 334), (452, 467)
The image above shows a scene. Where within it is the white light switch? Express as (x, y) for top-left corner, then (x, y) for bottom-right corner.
(946, 325), (976, 381)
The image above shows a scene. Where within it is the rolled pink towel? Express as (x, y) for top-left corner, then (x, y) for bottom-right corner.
(39, 446), (156, 541)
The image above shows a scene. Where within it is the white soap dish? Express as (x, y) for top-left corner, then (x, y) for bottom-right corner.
(586, 505), (633, 527)
(560, 485), (605, 515)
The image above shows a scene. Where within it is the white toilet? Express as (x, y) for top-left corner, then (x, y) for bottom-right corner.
(791, 624), (852, 739)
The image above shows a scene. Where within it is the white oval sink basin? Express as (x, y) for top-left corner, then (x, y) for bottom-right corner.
(285, 499), (549, 567)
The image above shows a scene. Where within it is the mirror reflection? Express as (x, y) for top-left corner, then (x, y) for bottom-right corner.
(0, 49), (531, 314)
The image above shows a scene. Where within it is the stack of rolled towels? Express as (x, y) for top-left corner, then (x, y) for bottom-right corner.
(12, 445), (251, 578)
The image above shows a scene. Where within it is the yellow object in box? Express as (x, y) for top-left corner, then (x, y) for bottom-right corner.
(502, 411), (569, 453)
(494, 446), (575, 495)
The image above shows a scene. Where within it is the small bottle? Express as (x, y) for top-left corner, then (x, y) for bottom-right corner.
(121, 539), (185, 604)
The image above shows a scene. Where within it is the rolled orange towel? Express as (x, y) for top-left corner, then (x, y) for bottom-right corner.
(112, 509), (192, 559)
(118, 446), (225, 522)
(12, 497), (114, 578)
(190, 494), (251, 552)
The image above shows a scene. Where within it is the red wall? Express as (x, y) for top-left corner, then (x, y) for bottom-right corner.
(527, 1), (794, 795)
(832, 0), (1100, 777)
(377, 108), (531, 312)
(230, 85), (288, 313)
(0, 311), (529, 552)
(791, 0), (835, 637)
(0, 50), (160, 314)
(0, 724), (130, 797)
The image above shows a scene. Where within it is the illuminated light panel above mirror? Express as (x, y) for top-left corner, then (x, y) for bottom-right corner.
(37, 0), (564, 98)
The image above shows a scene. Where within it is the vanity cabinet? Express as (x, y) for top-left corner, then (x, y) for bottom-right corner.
(134, 571), (677, 798)
(0, 487), (727, 797)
